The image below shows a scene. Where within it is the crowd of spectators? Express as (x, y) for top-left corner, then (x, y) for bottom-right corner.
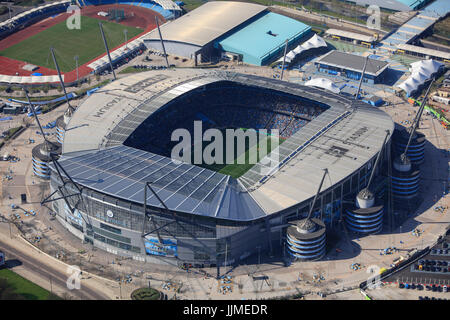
(124, 82), (327, 157)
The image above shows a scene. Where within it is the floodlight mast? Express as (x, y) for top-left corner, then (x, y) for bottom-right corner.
(23, 87), (49, 144)
(366, 130), (390, 192)
(300, 168), (328, 228)
(155, 16), (169, 68)
(280, 39), (289, 80)
(355, 55), (369, 100)
(401, 79), (434, 160)
(50, 47), (72, 110)
(99, 22), (117, 80)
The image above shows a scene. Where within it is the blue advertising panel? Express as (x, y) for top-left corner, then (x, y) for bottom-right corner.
(144, 237), (177, 257)
(64, 203), (83, 226)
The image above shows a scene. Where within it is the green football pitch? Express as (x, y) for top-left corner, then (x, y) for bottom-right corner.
(195, 130), (284, 178)
(0, 15), (142, 73)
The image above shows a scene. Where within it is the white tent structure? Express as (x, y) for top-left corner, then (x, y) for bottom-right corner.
(277, 34), (327, 64)
(305, 77), (340, 94)
(410, 71), (428, 83)
(410, 59), (443, 75)
(398, 76), (421, 96)
(398, 59), (444, 96)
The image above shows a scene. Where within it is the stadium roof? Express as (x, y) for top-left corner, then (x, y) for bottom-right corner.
(60, 69), (393, 221)
(154, 0), (181, 11)
(142, 1), (266, 47)
(0, 1), (70, 29)
(316, 51), (389, 77)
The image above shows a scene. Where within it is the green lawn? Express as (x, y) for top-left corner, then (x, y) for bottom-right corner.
(0, 15), (143, 72)
(181, 0), (206, 11)
(118, 66), (149, 74)
(131, 287), (161, 300)
(0, 268), (60, 300)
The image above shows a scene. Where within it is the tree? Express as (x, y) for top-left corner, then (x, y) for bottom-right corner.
(0, 278), (25, 300)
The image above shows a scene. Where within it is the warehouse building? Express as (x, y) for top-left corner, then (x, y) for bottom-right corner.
(315, 51), (390, 84)
(143, 1), (311, 66)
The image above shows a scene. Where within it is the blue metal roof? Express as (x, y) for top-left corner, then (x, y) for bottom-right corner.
(217, 12), (310, 66)
(421, 0), (450, 15)
(404, 16), (435, 29)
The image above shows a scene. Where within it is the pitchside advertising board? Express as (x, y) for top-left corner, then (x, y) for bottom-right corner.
(144, 237), (178, 257)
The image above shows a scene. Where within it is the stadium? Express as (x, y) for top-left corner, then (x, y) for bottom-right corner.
(48, 68), (394, 266)
(0, 0), (179, 85)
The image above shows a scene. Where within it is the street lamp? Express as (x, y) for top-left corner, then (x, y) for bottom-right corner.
(124, 29), (128, 50)
(74, 55), (79, 86)
(118, 277), (122, 299)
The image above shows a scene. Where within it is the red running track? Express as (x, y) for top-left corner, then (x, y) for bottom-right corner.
(0, 5), (163, 83)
